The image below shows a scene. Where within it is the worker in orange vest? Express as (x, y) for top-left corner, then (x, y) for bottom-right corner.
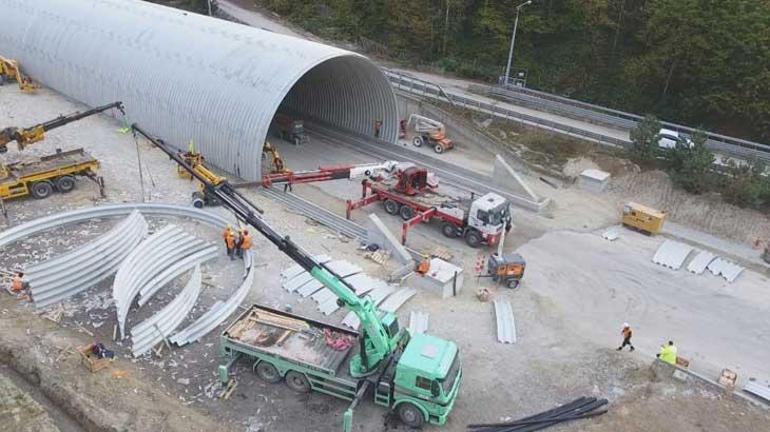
(223, 225), (236, 260)
(10, 272), (24, 293)
(237, 229), (252, 259)
(616, 322), (635, 352)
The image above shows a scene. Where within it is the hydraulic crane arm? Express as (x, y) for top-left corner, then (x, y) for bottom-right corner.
(130, 124), (395, 377)
(238, 161), (400, 189)
(0, 101), (125, 153)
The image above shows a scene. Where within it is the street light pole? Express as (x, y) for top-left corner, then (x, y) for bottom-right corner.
(504, 0), (532, 86)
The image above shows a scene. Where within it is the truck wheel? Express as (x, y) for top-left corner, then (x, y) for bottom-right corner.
(399, 205), (414, 221)
(433, 144), (444, 154)
(412, 136), (424, 147)
(191, 191), (205, 208)
(284, 371), (311, 393)
(465, 230), (482, 248)
(30, 181), (54, 199)
(397, 403), (425, 428)
(254, 361), (281, 383)
(383, 199), (400, 215)
(441, 222), (457, 238)
(55, 175), (76, 193)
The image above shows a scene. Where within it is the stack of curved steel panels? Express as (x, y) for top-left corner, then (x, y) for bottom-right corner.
(0, 204), (232, 250)
(26, 211), (148, 308)
(131, 266), (202, 357)
(0, 0), (398, 181)
(137, 247), (218, 307)
(170, 251), (255, 346)
(113, 225), (216, 338)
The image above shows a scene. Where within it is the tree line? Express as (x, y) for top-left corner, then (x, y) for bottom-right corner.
(255, 0), (769, 144)
(631, 116), (770, 211)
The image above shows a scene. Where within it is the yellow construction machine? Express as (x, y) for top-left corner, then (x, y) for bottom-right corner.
(1, 102), (125, 153)
(262, 141), (288, 174)
(172, 145), (227, 208)
(0, 55), (39, 93)
(621, 202), (666, 235)
(0, 102), (123, 204)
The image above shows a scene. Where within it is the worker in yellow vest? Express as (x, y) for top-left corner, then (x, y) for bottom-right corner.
(656, 340), (677, 365)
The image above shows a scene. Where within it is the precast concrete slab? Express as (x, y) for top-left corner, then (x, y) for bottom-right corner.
(652, 240), (694, 270)
(707, 258), (744, 283)
(687, 251), (717, 275)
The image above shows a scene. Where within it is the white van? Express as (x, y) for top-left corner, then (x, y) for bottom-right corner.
(658, 128), (693, 149)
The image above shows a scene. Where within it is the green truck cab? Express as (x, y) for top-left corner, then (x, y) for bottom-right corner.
(218, 305), (461, 430)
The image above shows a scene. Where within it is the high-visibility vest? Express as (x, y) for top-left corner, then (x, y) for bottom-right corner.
(659, 345), (677, 365)
(11, 276), (23, 292)
(224, 229), (235, 248)
(240, 233), (252, 249)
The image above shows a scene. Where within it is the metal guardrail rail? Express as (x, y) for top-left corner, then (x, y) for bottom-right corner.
(384, 70), (629, 148)
(385, 70), (770, 162)
(493, 299), (516, 344)
(488, 84), (770, 162)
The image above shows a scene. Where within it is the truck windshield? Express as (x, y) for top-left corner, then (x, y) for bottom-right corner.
(488, 204), (509, 225)
(439, 353), (460, 394)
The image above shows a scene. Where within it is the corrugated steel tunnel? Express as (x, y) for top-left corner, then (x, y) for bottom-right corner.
(0, 0), (398, 180)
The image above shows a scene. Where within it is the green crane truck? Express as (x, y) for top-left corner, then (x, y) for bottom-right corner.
(219, 305), (461, 429)
(130, 124), (462, 431)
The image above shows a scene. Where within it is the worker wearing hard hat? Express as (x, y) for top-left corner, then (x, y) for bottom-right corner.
(656, 340), (678, 365)
(237, 229), (252, 259)
(223, 225), (236, 260)
(616, 323), (635, 352)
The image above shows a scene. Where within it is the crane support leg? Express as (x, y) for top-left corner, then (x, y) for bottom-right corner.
(401, 207), (437, 245)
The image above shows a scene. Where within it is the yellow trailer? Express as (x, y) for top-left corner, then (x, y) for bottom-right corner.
(0, 148), (101, 201)
(622, 202), (666, 234)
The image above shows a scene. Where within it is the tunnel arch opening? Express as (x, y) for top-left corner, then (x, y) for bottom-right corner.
(261, 55), (398, 177)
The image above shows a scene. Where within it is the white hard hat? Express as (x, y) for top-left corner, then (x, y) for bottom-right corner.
(623, 322), (630, 328)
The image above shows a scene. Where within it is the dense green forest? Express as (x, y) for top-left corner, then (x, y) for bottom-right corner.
(252, 0), (769, 143)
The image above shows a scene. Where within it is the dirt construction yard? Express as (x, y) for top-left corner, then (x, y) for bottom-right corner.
(2, 79), (770, 432)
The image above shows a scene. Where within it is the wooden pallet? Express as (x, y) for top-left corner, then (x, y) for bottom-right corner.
(77, 344), (113, 373)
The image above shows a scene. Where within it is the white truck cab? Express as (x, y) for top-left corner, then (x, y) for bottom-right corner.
(467, 193), (511, 246)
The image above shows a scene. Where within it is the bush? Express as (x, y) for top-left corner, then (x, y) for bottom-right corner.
(721, 159), (769, 209)
(666, 130), (715, 194)
(629, 115), (662, 164)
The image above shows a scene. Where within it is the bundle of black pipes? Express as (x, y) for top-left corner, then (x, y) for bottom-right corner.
(467, 397), (609, 432)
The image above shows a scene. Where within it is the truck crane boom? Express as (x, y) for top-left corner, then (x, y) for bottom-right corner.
(238, 160), (401, 189)
(0, 101), (125, 153)
(130, 124), (395, 377)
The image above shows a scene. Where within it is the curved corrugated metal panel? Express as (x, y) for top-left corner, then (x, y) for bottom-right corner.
(0, 0), (398, 180)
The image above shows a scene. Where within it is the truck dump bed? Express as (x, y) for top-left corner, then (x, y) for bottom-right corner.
(4, 148), (98, 180)
(223, 305), (357, 377)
